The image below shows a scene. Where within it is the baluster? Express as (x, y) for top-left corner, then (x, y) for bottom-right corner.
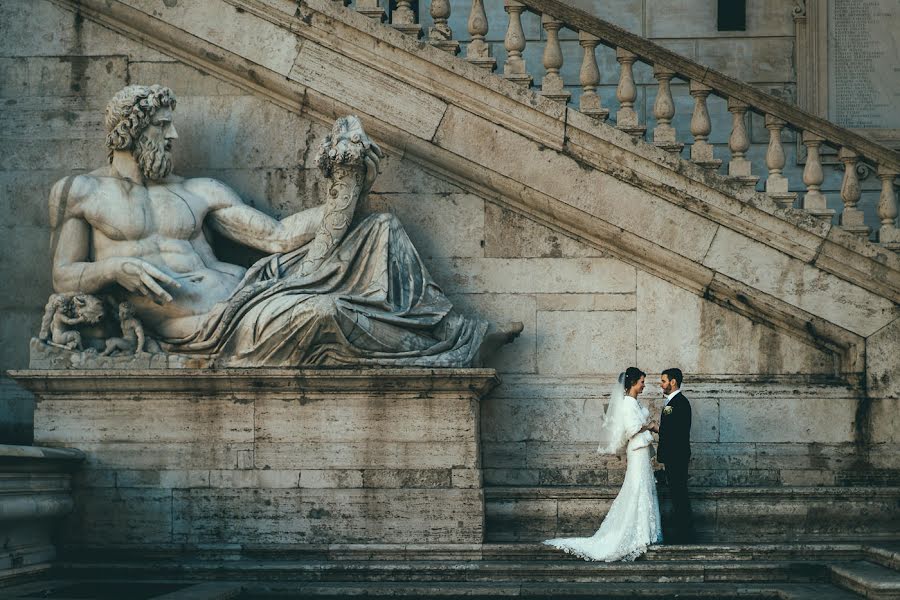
(837, 148), (870, 238)
(800, 131), (834, 222)
(726, 98), (758, 188)
(392, 0), (421, 38)
(428, 0), (459, 54)
(466, 0), (496, 71)
(764, 115), (796, 208)
(502, 0), (532, 87)
(577, 32), (608, 120)
(357, 0), (385, 21)
(615, 47), (644, 138)
(689, 81), (721, 171)
(877, 166), (900, 250)
(539, 15), (570, 104)
(652, 65), (682, 154)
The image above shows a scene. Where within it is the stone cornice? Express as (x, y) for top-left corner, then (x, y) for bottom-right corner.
(8, 369), (501, 398)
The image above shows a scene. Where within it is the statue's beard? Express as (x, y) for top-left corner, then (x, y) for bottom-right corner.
(134, 135), (173, 181)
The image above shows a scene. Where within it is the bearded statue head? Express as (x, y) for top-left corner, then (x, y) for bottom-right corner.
(104, 84), (178, 181)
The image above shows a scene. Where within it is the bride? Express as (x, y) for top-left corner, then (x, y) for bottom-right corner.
(544, 367), (662, 561)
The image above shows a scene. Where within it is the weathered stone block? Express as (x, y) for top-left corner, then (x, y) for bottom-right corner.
(299, 469), (364, 489)
(173, 96), (313, 169)
(121, 0), (301, 75)
(362, 193), (485, 259)
(485, 499), (557, 541)
(65, 487), (173, 545)
(484, 204), (608, 259)
(362, 469), (452, 489)
(447, 293), (537, 373)
(0, 56), (128, 99)
(17, 369), (496, 549)
(537, 310), (636, 375)
(537, 468), (606, 487)
(289, 43), (446, 140)
(702, 228), (897, 337)
(0, 0), (168, 59)
(868, 318), (900, 402)
(172, 487), (483, 544)
(696, 38), (795, 83)
(430, 257), (635, 295)
(483, 468), (539, 486)
(556, 497), (614, 537)
(646, 0), (795, 38)
(718, 396), (858, 444)
(636, 271), (836, 375)
(209, 470), (299, 489)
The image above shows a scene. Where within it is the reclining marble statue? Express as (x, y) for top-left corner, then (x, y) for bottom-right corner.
(38, 84), (521, 367)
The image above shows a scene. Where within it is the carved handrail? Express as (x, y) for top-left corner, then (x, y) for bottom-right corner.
(353, 0), (900, 250)
(517, 0), (900, 173)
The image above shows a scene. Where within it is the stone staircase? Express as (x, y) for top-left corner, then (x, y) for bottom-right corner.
(1, 543), (898, 598)
(51, 0), (900, 385)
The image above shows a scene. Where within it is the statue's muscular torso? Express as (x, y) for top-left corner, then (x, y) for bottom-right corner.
(56, 169), (252, 338)
(51, 149), (327, 339)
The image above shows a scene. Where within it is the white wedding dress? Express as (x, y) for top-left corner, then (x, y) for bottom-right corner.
(544, 391), (662, 561)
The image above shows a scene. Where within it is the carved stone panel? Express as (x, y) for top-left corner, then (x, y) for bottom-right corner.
(795, 0), (900, 149)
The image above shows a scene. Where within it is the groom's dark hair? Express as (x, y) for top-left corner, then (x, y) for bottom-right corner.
(662, 367), (683, 387)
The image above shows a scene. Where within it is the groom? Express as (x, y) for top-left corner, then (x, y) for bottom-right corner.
(649, 368), (695, 543)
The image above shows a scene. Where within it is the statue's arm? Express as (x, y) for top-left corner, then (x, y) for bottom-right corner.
(194, 178), (325, 254)
(50, 176), (112, 294)
(50, 177), (179, 302)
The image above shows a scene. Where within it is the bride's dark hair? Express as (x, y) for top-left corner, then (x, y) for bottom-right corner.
(621, 367), (646, 390)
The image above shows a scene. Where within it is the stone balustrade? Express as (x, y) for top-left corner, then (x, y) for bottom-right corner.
(344, 0), (900, 251)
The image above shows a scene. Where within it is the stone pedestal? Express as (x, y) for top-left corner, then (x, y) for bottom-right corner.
(10, 369), (498, 554)
(0, 444), (83, 579)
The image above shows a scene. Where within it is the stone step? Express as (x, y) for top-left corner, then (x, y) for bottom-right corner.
(830, 561), (900, 599)
(864, 544), (900, 572)
(58, 558), (831, 584)
(482, 542), (865, 563)
(58, 542), (870, 563)
(0, 579), (242, 600)
(187, 581), (863, 599)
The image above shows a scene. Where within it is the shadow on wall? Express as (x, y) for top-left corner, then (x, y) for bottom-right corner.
(0, 378), (35, 445)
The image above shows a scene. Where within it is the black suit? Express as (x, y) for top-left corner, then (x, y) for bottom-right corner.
(657, 391), (693, 543)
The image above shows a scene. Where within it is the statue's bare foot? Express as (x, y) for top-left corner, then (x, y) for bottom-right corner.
(476, 321), (524, 366)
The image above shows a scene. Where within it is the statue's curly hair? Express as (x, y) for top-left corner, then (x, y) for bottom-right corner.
(104, 84), (177, 162)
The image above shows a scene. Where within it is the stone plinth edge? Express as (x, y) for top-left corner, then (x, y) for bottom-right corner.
(8, 368), (501, 398)
(0, 444), (84, 473)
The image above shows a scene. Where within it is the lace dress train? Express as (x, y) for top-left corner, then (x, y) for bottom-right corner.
(544, 404), (662, 561)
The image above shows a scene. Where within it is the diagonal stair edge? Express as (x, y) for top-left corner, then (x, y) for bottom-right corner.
(48, 0), (897, 374)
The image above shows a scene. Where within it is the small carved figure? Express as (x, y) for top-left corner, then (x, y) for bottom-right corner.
(101, 302), (148, 356)
(38, 293), (105, 351)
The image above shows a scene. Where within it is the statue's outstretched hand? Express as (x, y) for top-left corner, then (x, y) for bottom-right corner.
(114, 258), (180, 303)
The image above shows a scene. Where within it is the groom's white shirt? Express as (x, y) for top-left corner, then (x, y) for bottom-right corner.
(665, 389), (682, 406)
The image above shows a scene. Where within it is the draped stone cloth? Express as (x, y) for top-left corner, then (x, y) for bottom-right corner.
(162, 213), (488, 367)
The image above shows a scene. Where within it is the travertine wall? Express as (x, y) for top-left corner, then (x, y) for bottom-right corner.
(0, 0), (892, 501)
